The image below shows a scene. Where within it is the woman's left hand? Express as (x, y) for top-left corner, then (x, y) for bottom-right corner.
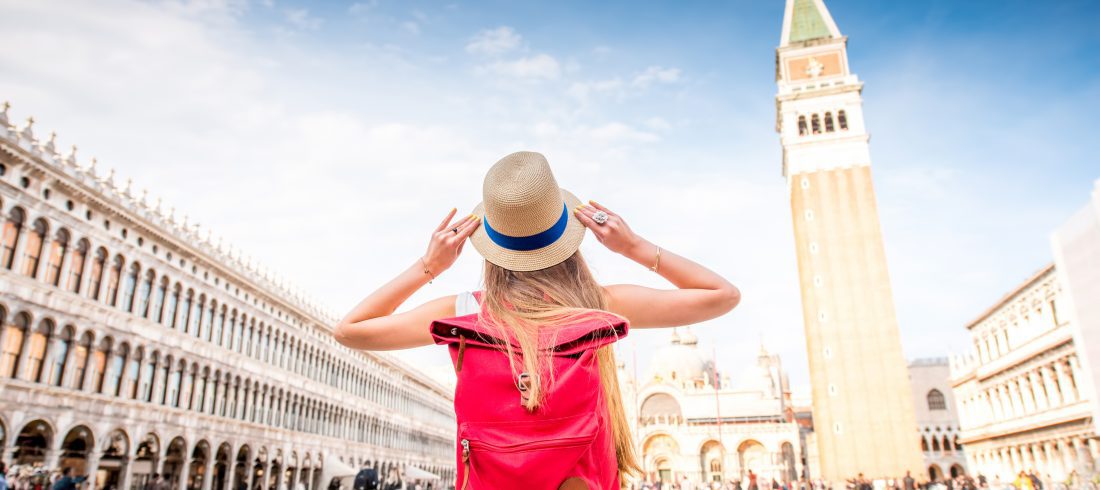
(422, 208), (481, 275)
(574, 200), (646, 257)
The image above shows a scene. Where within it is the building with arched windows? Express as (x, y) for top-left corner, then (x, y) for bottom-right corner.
(908, 358), (967, 481)
(0, 103), (456, 490)
(950, 264), (1099, 481)
(620, 328), (806, 486)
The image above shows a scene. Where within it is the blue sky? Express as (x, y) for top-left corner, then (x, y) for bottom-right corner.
(1, 0), (1097, 393)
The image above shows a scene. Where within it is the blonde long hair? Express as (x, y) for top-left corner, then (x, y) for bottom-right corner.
(481, 251), (640, 477)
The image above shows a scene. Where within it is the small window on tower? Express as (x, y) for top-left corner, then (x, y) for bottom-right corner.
(811, 114), (821, 134)
(824, 112), (835, 132)
(838, 110), (848, 130)
(797, 116), (808, 136)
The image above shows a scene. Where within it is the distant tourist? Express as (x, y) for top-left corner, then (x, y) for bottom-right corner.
(0, 462), (8, 490)
(50, 468), (85, 490)
(381, 468), (401, 490)
(1012, 472), (1032, 490)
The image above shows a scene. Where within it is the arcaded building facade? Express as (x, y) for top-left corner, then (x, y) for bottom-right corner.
(0, 104), (456, 490)
(950, 264), (1099, 480)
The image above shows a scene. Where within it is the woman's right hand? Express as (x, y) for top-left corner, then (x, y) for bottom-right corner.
(423, 208), (481, 275)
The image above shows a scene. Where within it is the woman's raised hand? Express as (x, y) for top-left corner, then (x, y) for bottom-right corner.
(574, 200), (646, 257)
(423, 208), (481, 275)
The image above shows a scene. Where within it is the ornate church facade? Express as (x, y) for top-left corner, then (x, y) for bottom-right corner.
(0, 103), (456, 490)
(621, 329), (806, 486)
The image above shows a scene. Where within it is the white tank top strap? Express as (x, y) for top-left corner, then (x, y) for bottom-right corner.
(454, 290), (480, 316)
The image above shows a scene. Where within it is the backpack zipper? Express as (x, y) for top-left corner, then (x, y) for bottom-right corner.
(463, 433), (594, 453)
(459, 434), (592, 489)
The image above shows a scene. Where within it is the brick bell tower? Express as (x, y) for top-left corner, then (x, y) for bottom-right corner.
(775, 0), (924, 480)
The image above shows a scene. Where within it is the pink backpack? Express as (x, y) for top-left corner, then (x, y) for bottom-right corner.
(430, 292), (628, 490)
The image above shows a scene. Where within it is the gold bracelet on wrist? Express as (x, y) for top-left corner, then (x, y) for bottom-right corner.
(419, 257), (435, 284)
(650, 245), (661, 272)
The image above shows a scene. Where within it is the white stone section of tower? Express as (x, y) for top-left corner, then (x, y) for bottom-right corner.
(775, 0), (924, 480)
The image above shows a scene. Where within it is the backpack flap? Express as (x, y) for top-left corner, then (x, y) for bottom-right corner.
(431, 311), (628, 355)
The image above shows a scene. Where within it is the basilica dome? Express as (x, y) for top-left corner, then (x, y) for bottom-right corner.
(647, 328), (714, 383)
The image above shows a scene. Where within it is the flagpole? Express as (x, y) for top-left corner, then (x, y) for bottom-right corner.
(713, 346), (723, 447)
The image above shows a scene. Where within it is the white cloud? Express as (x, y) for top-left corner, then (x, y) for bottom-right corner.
(348, 1), (377, 15)
(632, 65), (681, 87)
(465, 26), (521, 56)
(567, 78), (623, 100)
(644, 116), (672, 131)
(583, 122), (660, 143)
(402, 21), (420, 35)
(284, 8), (321, 30)
(484, 54), (560, 80)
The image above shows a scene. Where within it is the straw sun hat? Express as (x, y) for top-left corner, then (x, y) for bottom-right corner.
(469, 151), (585, 272)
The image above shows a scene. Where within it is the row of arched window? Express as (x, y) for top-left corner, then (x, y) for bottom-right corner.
(974, 294), (1062, 365)
(921, 433), (961, 454)
(0, 198), (452, 427)
(0, 306), (452, 458)
(797, 110), (848, 136)
(957, 356), (1082, 429)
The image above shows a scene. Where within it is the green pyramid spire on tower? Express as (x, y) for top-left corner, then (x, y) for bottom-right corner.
(786, 0), (838, 44)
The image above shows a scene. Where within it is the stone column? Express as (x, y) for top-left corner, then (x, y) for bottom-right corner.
(13, 325), (36, 381)
(1023, 445), (1036, 471)
(32, 235), (53, 281)
(56, 335), (77, 389)
(1055, 361), (1076, 403)
(1042, 365), (1062, 407)
(8, 223), (29, 279)
(150, 360), (165, 405)
(201, 453), (216, 490)
(75, 248), (93, 298)
(38, 335), (59, 385)
(259, 460), (271, 490)
(204, 376), (215, 415)
(995, 385), (1009, 418)
(1009, 382), (1025, 417)
(86, 451), (103, 490)
(1057, 439), (1073, 479)
(1029, 371), (1048, 411)
(180, 456), (194, 490)
(1068, 356), (1087, 401)
(1, 444), (16, 467)
(56, 242), (74, 292)
(244, 462), (254, 490)
(1020, 377), (1037, 414)
(119, 456), (134, 490)
(220, 461), (233, 490)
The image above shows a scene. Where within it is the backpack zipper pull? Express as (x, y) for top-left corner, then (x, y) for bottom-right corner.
(460, 439), (471, 490)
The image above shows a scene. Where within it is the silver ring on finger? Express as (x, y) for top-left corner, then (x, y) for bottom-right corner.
(592, 210), (609, 225)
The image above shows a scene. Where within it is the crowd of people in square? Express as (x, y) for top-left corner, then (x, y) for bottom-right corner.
(625, 469), (1100, 490)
